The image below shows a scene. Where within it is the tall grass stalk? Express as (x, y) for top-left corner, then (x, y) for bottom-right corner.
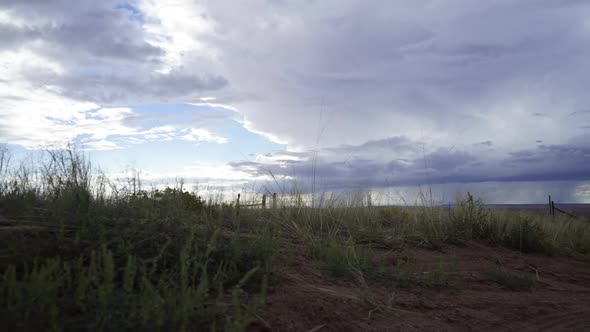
(1, 145), (589, 330)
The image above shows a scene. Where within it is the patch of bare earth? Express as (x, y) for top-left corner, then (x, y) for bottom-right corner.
(254, 242), (590, 331)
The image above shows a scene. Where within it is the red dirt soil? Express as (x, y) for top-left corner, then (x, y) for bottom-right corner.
(252, 242), (590, 331)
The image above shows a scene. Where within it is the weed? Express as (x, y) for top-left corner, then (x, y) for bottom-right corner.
(366, 261), (450, 289)
(314, 239), (371, 279)
(313, 238), (451, 289)
(421, 262), (451, 288)
(481, 269), (535, 291)
(0, 145), (588, 330)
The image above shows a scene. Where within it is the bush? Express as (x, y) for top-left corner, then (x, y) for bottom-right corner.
(0, 148), (275, 331)
(500, 215), (553, 254)
(0, 228), (274, 331)
(314, 239), (370, 279)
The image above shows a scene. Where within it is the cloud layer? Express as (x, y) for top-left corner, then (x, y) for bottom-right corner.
(1, 0), (590, 200)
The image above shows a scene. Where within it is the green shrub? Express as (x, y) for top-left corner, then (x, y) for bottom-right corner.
(313, 239), (370, 279)
(500, 215), (553, 254)
(313, 237), (451, 289)
(0, 230), (272, 331)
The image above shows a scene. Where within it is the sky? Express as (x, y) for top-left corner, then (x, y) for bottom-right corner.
(1, 0), (590, 204)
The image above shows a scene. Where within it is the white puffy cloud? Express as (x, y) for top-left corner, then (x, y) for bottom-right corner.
(181, 128), (228, 144)
(0, 3), (227, 150)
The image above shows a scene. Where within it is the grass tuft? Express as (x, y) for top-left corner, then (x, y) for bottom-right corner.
(481, 269), (535, 291)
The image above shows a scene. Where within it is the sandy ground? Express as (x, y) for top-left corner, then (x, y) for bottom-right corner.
(252, 242), (590, 331)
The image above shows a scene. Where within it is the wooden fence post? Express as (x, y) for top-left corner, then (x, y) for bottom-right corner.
(272, 193), (277, 209)
(262, 194), (266, 209)
(236, 193), (240, 216)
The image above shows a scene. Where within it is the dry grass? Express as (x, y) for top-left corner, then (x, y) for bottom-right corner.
(1, 146), (589, 330)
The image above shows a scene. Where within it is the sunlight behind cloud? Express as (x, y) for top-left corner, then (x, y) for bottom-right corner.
(139, 0), (218, 73)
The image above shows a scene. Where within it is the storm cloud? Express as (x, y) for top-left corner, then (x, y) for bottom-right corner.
(1, 0), (590, 202)
(227, 137), (590, 195)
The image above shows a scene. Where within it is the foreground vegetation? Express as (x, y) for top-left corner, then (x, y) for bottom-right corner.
(1, 147), (589, 330)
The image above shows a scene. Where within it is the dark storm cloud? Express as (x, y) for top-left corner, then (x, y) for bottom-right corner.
(227, 138), (590, 191)
(423, 149), (476, 172)
(501, 144), (590, 181)
(326, 137), (418, 154)
(193, 0), (590, 201)
(193, 0), (590, 152)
